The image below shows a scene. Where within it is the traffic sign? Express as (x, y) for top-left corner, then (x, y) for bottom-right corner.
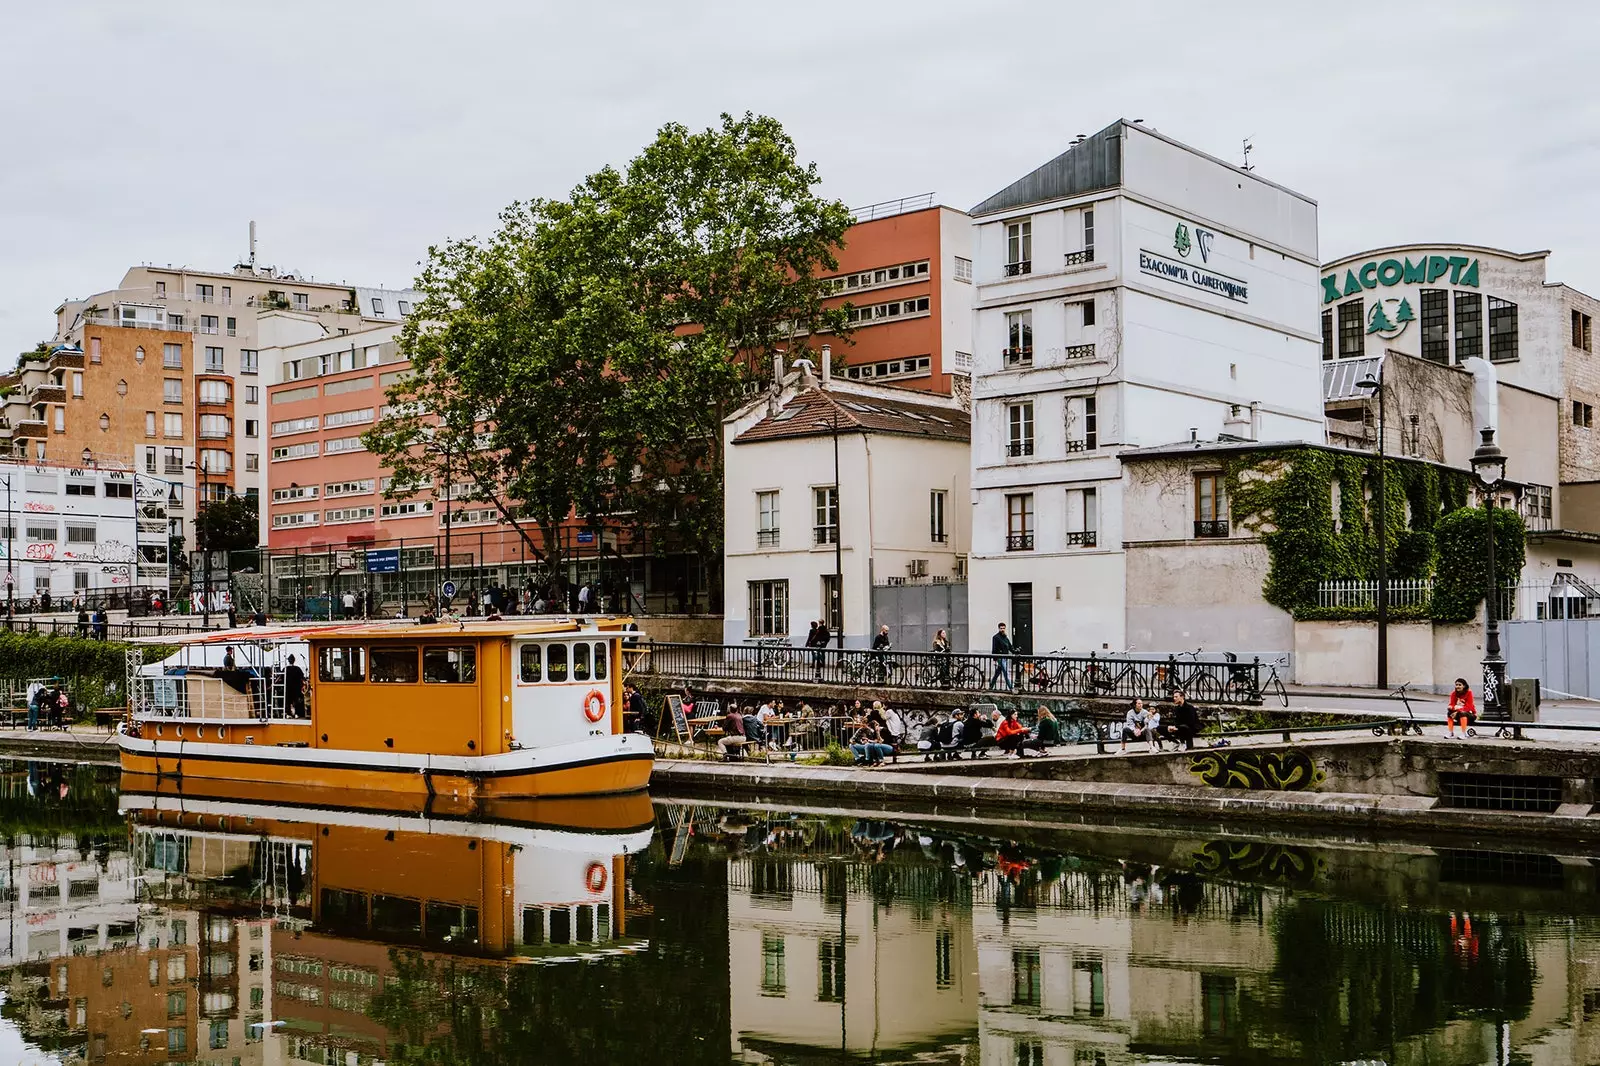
(441, 580), (457, 600)
(366, 548), (400, 574)
(2, 573), (11, 587)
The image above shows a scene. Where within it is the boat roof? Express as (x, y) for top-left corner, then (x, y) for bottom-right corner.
(131, 617), (639, 646)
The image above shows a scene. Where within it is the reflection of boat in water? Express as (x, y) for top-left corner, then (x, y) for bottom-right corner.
(117, 619), (654, 798)
(118, 779), (654, 964)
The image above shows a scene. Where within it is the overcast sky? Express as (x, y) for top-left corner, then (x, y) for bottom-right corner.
(3, 1), (1596, 357)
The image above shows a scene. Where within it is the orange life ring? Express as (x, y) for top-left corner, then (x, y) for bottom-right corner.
(583, 689), (607, 723)
(585, 861), (608, 893)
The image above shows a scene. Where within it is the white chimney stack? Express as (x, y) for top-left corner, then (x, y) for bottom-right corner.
(820, 343), (832, 385)
(249, 220), (257, 267)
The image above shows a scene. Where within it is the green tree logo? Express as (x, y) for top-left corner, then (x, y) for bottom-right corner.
(1394, 297), (1416, 324)
(1367, 301), (1397, 335)
(1173, 223), (1192, 258)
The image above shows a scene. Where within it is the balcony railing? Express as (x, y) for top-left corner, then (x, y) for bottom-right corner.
(1064, 439), (1089, 453)
(1194, 519), (1230, 538)
(1064, 343), (1097, 361)
(1063, 248), (1095, 267)
(814, 526), (838, 546)
(30, 386), (66, 405)
(1003, 347), (1033, 368)
(1064, 530), (1098, 547)
(13, 421), (47, 439)
(756, 529), (780, 548)
(1006, 440), (1034, 458)
(1003, 260), (1032, 277)
(46, 351), (84, 372)
(1006, 533), (1034, 551)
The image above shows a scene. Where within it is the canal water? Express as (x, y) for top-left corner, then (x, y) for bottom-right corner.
(0, 759), (1592, 1065)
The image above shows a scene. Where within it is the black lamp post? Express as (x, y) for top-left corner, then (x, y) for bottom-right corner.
(1471, 428), (1508, 714)
(188, 458), (212, 628)
(1357, 370), (1387, 688)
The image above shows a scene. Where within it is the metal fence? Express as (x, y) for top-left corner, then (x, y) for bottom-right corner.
(631, 642), (1263, 704)
(1317, 578), (1434, 609)
(3, 616), (215, 641)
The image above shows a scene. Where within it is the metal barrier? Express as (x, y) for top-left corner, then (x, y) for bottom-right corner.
(632, 642), (1265, 705)
(4, 617), (215, 641)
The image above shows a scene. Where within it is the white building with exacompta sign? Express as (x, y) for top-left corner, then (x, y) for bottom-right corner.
(965, 119), (1325, 654)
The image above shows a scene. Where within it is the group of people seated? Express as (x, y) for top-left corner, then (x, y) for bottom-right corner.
(916, 706), (1063, 760)
(1118, 690), (1203, 752)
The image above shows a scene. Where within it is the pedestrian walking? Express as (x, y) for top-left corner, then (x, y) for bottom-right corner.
(989, 623), (1014, 690)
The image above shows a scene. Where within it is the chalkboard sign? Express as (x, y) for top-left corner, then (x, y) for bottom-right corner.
(664, 695), (690, 741)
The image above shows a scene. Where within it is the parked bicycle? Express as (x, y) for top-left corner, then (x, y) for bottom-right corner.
(1159, 650), (1224, 702)
(751, 637), (794, 672)
(1370, 682), (1425, 736)
(1225, 653), (1286, 707)
(1068, 657), (1155, 699)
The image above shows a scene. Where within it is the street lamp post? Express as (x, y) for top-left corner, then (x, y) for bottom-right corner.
(1357, 369), (1388, 688)
(1, 474), (12, 630)
(189, 459), (212, 628)
(1471, 428), (1508, 714)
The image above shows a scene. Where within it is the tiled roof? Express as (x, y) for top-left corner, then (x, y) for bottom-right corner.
(734, 386), (969, 445)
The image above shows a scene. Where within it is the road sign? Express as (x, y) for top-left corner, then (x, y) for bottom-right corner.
(2, 573), (11, 587)
(366, 548), (400, 574)
(441, 580), (457, 600)
(576, 531), (596, 545)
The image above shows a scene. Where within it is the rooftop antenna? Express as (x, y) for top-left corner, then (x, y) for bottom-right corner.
(1242, 138), (1254, 172)
(248, 220), (257, 268)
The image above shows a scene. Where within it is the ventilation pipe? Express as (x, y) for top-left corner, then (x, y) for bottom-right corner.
(1461, 357), (1499, 440)
(820, 343), (832, 385)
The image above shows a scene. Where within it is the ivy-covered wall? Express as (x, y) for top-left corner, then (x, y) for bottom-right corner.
(1223, 446), (1521, 622)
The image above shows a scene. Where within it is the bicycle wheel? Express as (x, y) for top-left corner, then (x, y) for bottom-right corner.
(1187, 672), (1223, 703)
(1270, 676), (1288, 708)
(771, 646), (793, 670)
(952, 662), (983, 690)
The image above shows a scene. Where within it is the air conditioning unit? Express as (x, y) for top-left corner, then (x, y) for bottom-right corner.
(908, 559), (928, 578)
(954, 556), (968, 580)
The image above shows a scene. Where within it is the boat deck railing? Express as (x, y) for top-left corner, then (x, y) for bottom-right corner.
(130, 673), (302, 723)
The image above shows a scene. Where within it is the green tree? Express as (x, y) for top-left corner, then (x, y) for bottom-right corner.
(193, 493), (258, 553)
(1367, 302), (1396, 334)
(1431, 504), (1525, 623)
(1394, 297), (1416, 323)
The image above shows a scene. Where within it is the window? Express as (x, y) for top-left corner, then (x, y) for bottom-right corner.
(1575, 309), (1594, 352)
(325, 376), (374, 396)
(760, 932), (786, 995)
(748, 580), (789, 637)
(1488, 296), (1518, 362)
(273, 486), (318, 502)
(199, 414), (229, 439)
(1454, 291), (1482, 361)
(163, 413), (183, 438)
(272, 511), (318, 529)
(162, 344), (182, 369)
(226, 316), (236, 336)
(90, 337), (101, 362)
(1005, 219), (1032, 275)
(145, 412), (156, 437)
(324, 436), (366, 454)
(195, 283), (212, 303)
(241, 349), (259, 374)
(325, 408), (374, 428)
(103, 481), (131, 499)
(25, 522), (54, 542)
(821, 573), (841, 633)
(144, 447), (156, 473)
(1006, 493), (1034, 551)
(842, 354), (932, 381)
(1066, 487), (1097, 547)
(163, 379), (183, 404)
(199, 448), (229, 472)
(1065, 395), (1096, 451)
(1083, 206), (1095, 260)
(54, 407), (64, 433)
(572, 642), (591, 681)
(1420, 289), (1450, 363)
(1072, 955), (1107, 1017)
(204, 346), (224, 371)
(546, 643), (568, 682)
(954, 256), (972, 282)
(1006, 310), (1033, 367)
(318, 646), (365, 682)
(66, 524), (96, 545)
(1195, 473), (1229, 537)
(1574, 401), (1594, 428)
(1013, 948), (1043, 1008)
(326, 479), (375, 497)
(209, 1018), (229, 1050)
(163, 447), (183, 474)
(813, 486), (838, 545)
(371, 297), (385, 315)
(930, 490), (947, 543)
(1337, 300), (1364, 358)
(370, 647), (419, 683)
(324, 506), (375, 524)
(826, 259), (930, 294)
(424, 646), (476, 683)
(519, 645), (542, 683)
(1079, 298), (1096, 327)
(293, 292), (309, 310)
(245, 385), (259, 404)
(244, 419), (258, 438)
(1522, 483), (1553, 531)
(155, 280), (167, 297)
(70, 371), (82, 397)
(380, 500), (432, 517)
(398, 300), (411, 315)
(1321, 309), (1333, 361)
(843, 295), (930, 324)
(756, 490), (780, 547)
(1007, 402), (1034, 457)
(200, 315), (218, 335)
(271, 442), (319, 461)
(272, 416), (318, 436)
(198, 380), (230, 404)
(245, 453), (259, 471)
(65, 481), (95, 497)
(167, 1027), (186, 1053)
(818, 938), (845, 1003)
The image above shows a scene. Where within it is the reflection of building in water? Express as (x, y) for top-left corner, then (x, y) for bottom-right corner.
(0, 834), (137, 966)
(727, 855), (978, 1062)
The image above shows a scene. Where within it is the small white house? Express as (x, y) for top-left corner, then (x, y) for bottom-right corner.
(722, 360), (971, 650)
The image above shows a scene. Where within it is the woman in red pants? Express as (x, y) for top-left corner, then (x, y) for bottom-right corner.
(1446, 678), (1476, 737)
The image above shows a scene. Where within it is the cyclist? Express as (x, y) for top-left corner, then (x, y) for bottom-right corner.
(1446, 678), (1476, 737)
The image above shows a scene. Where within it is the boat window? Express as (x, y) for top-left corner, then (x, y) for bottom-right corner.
(317, 646), (366, 683)
(370, 647), (419, 684)
(423, 646), (476, 684)
(547, 644), (568, 683)
(572, 643), (591, 682)
(593, 642), (608, 680)
(519, 645), (541, 683)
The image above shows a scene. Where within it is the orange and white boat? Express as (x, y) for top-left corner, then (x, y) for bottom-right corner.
(116, 618), (653, 799)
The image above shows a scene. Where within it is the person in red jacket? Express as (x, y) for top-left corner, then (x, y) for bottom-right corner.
(1446, 678), (1476, 737)
(995, 708), (1029, 756)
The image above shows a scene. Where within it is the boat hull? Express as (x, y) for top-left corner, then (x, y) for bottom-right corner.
(117, 731), (653, 799)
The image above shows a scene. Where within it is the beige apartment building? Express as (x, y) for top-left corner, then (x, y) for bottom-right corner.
(33, 255), (415, 561)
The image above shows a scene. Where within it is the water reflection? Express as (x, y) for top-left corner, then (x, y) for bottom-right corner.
(0, 761), (1598, 1064)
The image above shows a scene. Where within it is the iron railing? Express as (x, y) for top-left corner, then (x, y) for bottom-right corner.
(631, 641), (1263, 704)
(1006, 533), (1034, 551)
(6, 616), (217, 640)
(1003, 260), (1032, 277)
(1063, 249), (1095, 267)
(1194, 520), (1229, 538)
(1003, 347), (1033, 367)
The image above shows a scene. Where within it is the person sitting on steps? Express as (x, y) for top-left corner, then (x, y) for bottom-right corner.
(1446, 678), (1477, 737)
(995, 708), (1029, 757)
(1120, 699), (1153, 753)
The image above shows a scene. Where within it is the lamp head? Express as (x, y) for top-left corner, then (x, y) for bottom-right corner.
(1355, 377), (1380, 392)
(1470, 427), (1507, 488)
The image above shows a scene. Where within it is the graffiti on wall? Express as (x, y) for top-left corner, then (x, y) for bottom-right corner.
(1189, 748), (1326, 791)
(1192, 840), (1325, 886)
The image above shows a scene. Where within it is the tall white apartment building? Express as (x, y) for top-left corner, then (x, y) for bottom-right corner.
(966, 119), (1325, 653)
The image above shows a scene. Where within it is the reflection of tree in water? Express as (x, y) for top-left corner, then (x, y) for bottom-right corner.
(1261, 900), (1535, 1065)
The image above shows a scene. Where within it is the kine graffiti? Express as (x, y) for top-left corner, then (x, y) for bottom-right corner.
(1189, 748), (1326, 791)
(1192, 840), (1325, 886)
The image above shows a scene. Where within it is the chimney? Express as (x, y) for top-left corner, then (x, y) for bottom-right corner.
(1222, 404), (1252, 440)
(820, 343), (832, 385)
(772, 350), (784, 383)
(249, 220), (257, 268)
(1249, 401), (1261, 441)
